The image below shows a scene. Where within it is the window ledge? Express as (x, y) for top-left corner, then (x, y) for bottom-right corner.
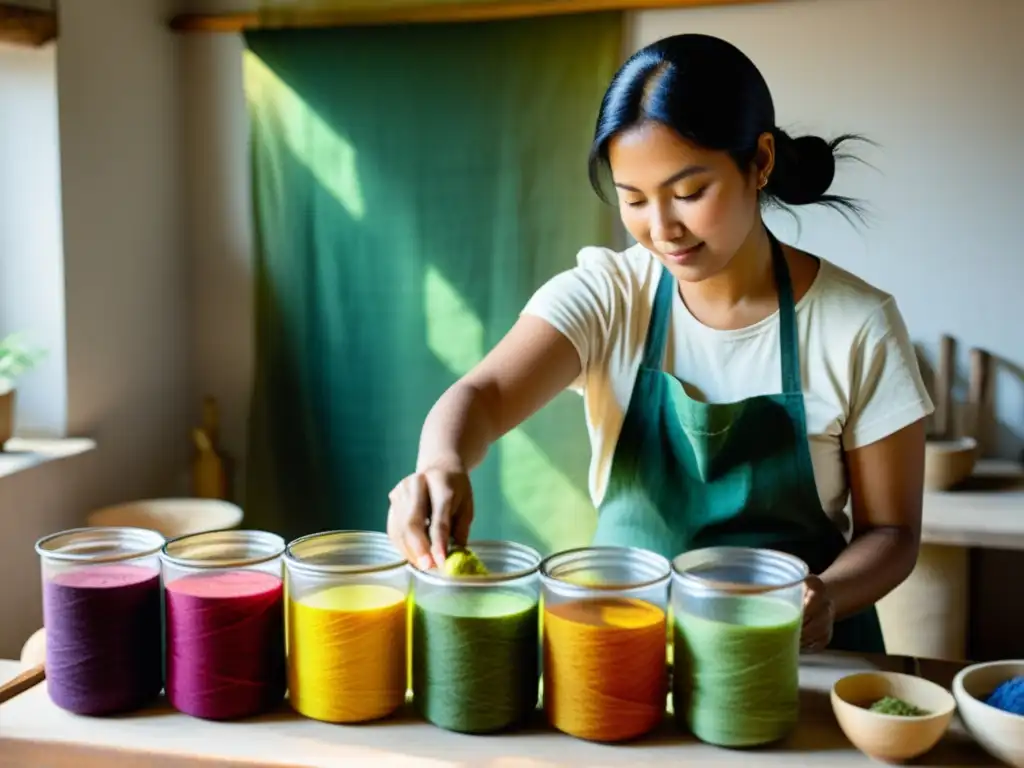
(0, 437), (96, 480)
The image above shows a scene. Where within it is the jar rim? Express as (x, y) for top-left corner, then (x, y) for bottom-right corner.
(35, 526), (166, 564)
(412, 539), (541, 587)
(671, 546), (809, 595)
(284, 529), (407, 576)
(539, 545), (671, 593)
(161, 528), (285, 569)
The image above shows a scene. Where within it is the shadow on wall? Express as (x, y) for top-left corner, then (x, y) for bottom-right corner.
(240, 16), (624, 553)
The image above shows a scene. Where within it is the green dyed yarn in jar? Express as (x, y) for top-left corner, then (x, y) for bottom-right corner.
(412, 588), (539, 734)
(673, 594), (801, 747)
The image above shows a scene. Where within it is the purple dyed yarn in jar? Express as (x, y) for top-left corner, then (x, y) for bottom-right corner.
(43, 563), (163, 715)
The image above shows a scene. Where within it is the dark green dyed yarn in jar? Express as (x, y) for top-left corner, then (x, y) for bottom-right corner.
(412, 587), (539, 733)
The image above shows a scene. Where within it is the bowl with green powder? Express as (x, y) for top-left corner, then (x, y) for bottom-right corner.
(831, 670), (955, 762)
(953, 660), (1024, 767)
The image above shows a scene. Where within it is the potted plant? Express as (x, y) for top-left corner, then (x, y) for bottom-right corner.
(0, 332), (46, 450)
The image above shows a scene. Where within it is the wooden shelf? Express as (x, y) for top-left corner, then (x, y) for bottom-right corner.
(0, 3), (57, 47)
(170, 0), (777, 33)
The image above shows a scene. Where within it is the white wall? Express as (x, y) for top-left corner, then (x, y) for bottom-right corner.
(0, 0), (193, 658)
(181, 32), (253, 500)
(0, 42), (67, 437)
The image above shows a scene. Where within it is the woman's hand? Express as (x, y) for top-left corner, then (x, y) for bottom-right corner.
(386, 316), (580, 571)
(387, 464), (474, 571)
(801, 574), (835, 652)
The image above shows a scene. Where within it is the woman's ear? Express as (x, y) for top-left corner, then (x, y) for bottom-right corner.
(754, 131), (775, 188)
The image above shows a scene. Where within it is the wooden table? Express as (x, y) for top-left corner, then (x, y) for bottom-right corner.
(0, 653), (1000, 767)
(876, 459), (1024, 661)
(921, 460), (1024, 551)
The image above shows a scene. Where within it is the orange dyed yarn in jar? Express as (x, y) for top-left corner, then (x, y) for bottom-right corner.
(543, 596), (667, 742)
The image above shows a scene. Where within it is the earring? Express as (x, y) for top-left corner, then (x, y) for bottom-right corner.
(757, 175), (769, 190)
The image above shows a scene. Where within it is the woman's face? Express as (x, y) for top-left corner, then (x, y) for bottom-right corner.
(607, 121), (772, 283)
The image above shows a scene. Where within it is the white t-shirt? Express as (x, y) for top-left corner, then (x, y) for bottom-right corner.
(522, 243), (934, 536)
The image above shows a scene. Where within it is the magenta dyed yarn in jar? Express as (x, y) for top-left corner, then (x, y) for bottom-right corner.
(161, 529), (286, 720)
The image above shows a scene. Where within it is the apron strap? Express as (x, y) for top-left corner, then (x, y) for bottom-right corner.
(641, 230), (801, 395)
(641, 266), (676, 371)
(768, 230), (802, 395)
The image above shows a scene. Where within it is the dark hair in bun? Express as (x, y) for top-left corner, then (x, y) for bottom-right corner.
(588, 34), (867, 221)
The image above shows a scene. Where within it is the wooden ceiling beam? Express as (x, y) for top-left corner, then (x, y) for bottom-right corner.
(0, 3), (57, 47)
(170, 0), (777, 33)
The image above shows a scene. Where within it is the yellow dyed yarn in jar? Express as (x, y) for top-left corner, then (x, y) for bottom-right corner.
(288, 583), (407, 723)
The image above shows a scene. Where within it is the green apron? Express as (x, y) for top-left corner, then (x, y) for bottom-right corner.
(591, 229), (885, 653)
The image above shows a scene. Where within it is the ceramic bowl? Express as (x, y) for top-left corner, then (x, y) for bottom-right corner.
(924, 436), (978, 490)
(86, 497), (243, 539)
(952, 660), (1024, 767)
(831, 670), (956, 762)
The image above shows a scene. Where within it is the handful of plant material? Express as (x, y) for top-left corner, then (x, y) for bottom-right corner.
(442, 546), (488, 576)
(867, 696), (929, 716)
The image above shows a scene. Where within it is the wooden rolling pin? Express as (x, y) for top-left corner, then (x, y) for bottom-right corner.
(1, 626), (48, 704)
(0, 663), (44, 704)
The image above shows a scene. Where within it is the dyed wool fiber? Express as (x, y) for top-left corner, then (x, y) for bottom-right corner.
(165, 569), (286, 720)
(288, 582), (407, 723)
(543, 596), (666, 742)
(43, 563), (163, 715)
(412, 588), (539, 733)
(673, 594), (801, 747)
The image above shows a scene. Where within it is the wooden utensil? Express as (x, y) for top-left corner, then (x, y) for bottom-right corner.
(932, 335), (956, 440)
(924, 336), (979, 490)
(968, 347), (990, 441)
(0, 663), (44, 704)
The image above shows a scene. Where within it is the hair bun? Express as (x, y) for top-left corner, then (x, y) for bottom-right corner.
(767, 130), (836, 206)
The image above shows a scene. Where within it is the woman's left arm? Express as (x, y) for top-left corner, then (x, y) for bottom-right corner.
(820, 416), (926, 620)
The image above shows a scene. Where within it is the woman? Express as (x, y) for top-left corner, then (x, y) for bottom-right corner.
(386, 33), (932, 653)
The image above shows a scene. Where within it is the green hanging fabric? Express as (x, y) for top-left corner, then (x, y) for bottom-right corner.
(243, 14), (623, 551)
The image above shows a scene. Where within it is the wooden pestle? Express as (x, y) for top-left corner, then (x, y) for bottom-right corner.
(932, 335), (955, 441)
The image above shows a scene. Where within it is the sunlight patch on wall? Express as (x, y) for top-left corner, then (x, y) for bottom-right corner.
(243, 50), (365, 220)
(422, 265), (595, 551)
(499, 428), (596, 552)
(423, 265), (484, 376)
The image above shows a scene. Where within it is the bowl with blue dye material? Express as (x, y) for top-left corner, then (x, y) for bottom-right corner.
(952, 659), (1024, 767)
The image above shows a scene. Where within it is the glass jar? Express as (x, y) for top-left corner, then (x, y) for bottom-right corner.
(411, 540), (541, 734)
(284, 530), (409, 723)
(35, 526), (165, 715)
(540, 546), (670, 742)
(671, 546), (808, 747)
(161, 528), (286, 720)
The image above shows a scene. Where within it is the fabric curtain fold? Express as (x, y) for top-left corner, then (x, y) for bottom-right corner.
(243, 12), (622, 553)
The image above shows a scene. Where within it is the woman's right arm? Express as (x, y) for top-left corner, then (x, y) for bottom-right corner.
(387, 314), (582, 569)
